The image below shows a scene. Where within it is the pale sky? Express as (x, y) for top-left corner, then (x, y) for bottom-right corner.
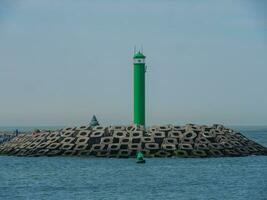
(0, 0), (267, 126)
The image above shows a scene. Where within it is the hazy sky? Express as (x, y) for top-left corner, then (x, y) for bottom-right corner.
(0, 0), (267, 126)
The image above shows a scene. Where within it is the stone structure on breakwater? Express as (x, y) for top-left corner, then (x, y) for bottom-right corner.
(0, 124), (266, 158)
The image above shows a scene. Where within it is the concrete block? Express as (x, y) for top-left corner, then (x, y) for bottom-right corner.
(1, 147), (14, 154)
(195, 143), (209, 150)
(168, 131), (183, 139)
(61, 137), (75, 144)
(90, 131), (104, 138)
(74, 144), (88, 151)
(161, 143), (176, 151)
(47, 132), (60, 140)
(180, 138), (194, 144)
(229, 141), (242, 147)
(131, 138), (141, 144)
(60, 143), (74, 151)
(195, 137), (210, 144)
(113, 131), (127, 138)
(201, 131), (215, 139)
(148, 126), (158, 133)
(163, 138), (178, 145)
(76, 130), (91, 138)
(118, 150), (131, 158)
(191, 150), (207, 157)
(35, 149), (50, 156)
(47, 136), (61, 143)
(208, 143), (224, 150)
(18, 142), (32, 149)
(93, 126), (106, 132)
(32, 137), (46, 143)
(109, 126), (126, 132)
(32, 133), (43, 139)
(25, 142), (40, 150)
(209, 149), (224, 157)
(183, 131), (197, 140)
(174, 150), (189, 157)
(20, 135), (34, 143)
(190, 124), (202, 131)
(202, 126), (212, 132)
(119, 137), (132, 144)
(253, 144), (266, 152)
(107, 143), (121, 151)
(128, 143), (142, 150)
(212, 124), (225, 130)
(236, 147), (249, 155)
(150, 131), (165, 138)
(126, 125), (137, 132)
(100, 137), (113, 144)
(144, 143), (159, 150)
(35, 141), (50, 149)
(129, 131), (143, 138)
(10, 148), (21, 155)
(76, 125), (90, 131)
(178, 143), (193, 150)
(16, 149), (28, 156)
(62, 131), (75, 137)
(246, 146), (259, 152)
(126, 125), (144, 132)
(214, 130), (225, 135)
(215, 135), (228, 143)
(62, 127), (76, 134)
(141, 137), (155, 143)
(75, 137), (89, 144)
(89, 131), (104, 144)
(91, 144), (105, 152)
(157, 125), (171, 133)
(185, 124), (195, 131)
(221, 141), (233, 149)
(172, 126), (182, 131)
(47, 142), (61, 150)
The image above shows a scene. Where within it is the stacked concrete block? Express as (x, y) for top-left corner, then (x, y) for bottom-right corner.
(0, 124), (266, 158)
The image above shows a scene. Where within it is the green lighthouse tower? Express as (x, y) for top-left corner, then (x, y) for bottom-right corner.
(133, 51), (146, 126)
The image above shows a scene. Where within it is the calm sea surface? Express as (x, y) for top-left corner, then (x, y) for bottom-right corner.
(0, 127), (267, 200)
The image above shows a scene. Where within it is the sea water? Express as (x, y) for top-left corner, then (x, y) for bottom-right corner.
(0, 127), (266, 200)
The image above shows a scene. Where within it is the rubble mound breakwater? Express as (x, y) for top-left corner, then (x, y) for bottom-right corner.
(0, 124), (266, 158)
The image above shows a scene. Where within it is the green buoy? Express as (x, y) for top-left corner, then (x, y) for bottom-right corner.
(136, 151), (146, 164)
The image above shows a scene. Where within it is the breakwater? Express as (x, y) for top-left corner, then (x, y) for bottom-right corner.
(0, 124), (266, 158)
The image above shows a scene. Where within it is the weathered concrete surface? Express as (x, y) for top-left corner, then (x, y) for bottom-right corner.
(0, 124), (266, 158)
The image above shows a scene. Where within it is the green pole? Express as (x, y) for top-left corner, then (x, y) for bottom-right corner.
(133, 51), (146, 126)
